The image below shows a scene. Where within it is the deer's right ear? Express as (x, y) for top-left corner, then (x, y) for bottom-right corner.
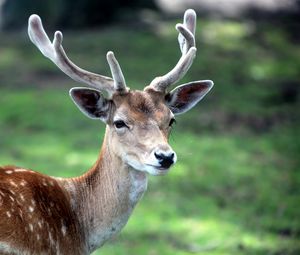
(69, 87), (111, 122)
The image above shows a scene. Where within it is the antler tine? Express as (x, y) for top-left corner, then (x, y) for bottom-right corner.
(106, 51), (128, 93)
(178, 9), (196, 55)
(28, 14), (116, 95)
(149, 9), (197, 93)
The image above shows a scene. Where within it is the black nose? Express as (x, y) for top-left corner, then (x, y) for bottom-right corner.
(154, 152), (175, 169)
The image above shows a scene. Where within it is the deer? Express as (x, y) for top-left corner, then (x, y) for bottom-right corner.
(0, 9), (213, 255)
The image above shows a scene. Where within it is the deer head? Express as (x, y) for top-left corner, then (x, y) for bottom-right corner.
(28, 9), (213, 176)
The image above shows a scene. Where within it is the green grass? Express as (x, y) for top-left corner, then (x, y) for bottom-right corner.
(0, 18), (299, 254)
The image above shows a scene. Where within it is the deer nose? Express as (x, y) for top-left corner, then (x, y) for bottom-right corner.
(154, 151), (175, 169)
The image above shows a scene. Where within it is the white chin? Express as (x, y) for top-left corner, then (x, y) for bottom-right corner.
(127, 161), (171, 176)
(141, 165), (171, 176)
(150, 169), (170, 176)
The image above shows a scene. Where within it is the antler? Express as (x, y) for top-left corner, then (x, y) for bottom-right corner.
(28, 14), (128, 96)
(148, 9), (197, 93)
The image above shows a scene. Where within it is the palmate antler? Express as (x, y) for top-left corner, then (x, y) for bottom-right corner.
(28, 15), (128, 96)
(148, 9), (197, 93)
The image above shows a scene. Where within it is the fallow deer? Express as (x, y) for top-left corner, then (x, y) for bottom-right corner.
(0, 9), (213, 255)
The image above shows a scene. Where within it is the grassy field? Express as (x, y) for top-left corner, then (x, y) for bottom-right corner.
(0, 17), (299, 254)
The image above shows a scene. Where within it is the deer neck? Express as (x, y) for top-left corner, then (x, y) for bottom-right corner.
(63, 127), (148, 252)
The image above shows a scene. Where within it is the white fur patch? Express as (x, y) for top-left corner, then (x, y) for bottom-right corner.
(87, 168), (148, 252)
(129, 170), (148, 203)
(15, 169), (28, 172)
(29, 223), (34, 232)
(61, 224), (67, 236)
(20, 180), (27, 186)
(38, 221), (43, 229)
(10, 180), (18, 187)
(20, 194), (25, 201)
(0, 242), (29, 255)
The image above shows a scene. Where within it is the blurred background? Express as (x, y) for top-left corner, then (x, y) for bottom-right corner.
(0, 0), (299, 254)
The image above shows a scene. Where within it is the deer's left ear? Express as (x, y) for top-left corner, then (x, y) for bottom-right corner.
(165, 80), (213, 115)
(69, 87), (111, 122)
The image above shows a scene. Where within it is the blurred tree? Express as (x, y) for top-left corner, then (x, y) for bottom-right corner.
(2, 0), (157, 30)
(2, 0), (63, 30)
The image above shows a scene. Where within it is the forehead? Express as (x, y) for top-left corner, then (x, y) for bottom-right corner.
(112, 90), (170, 120)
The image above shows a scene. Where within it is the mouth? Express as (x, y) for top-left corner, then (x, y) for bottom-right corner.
(145, 164), (171, 175)
(146, 164), (170, 170)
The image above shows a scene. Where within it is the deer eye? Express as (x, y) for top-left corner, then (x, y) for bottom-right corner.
(114, 120), (128, 129)
(169, 118), (176, 127)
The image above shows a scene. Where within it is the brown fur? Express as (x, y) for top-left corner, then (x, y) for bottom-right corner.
(0, 166), (85, 254)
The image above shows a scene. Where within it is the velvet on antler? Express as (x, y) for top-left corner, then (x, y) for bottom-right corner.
(148, 9), (197, 93)
(28, 14), (128, 96)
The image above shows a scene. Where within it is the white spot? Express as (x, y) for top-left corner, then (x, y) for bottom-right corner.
(9, 180), (18, 187)
(47, 208), (52, 216)
(42, 182), (48, 186)
(15, 169), (28, 172)
(61, 219), (67, 236)
(31, 199), (36, 206)
(38, 221), (43, 229)
(0, 241), (26, 254)
(61, 225), (67, 236)
(6, 211), (11, 218)
(5, 170), (13, 174)
(20, 180), (27, 186)
(37, 234), (40, 241)
(16, 199), (22, 206)
(0, 191), (5, 196)
(49, 180), (55, 186)
(19, 209), (23, 219)
(48, 231), (54, 245)
(29, 206), (34, 212)
(29, 223), (34, 232)
(9, 195), (15, 202)
(20, 194), (25, 201)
